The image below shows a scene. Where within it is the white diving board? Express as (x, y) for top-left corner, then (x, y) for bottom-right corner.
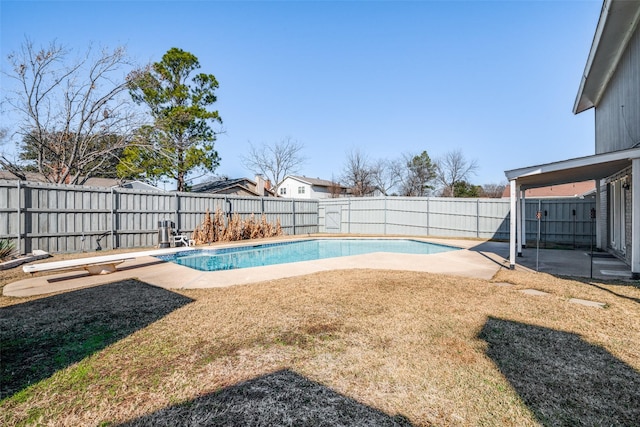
(22, 247), (196, 275)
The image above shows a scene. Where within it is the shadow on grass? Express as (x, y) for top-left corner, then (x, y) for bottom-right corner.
(478, 317), (640, 426)
(0, 280), (193, 399)
(120, 369), (413, 427)
(584, 281), (640, 305)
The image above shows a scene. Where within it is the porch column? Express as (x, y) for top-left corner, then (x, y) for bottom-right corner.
(519, 188), (526, 254)
(595, 180), (602, 249)
(632, 159), (640, 279)
(509, 180), (517, 269)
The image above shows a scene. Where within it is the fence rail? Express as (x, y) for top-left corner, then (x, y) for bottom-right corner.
(0, 180), (319, 255)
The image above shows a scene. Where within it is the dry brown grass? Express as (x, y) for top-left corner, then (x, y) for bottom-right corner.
(1, 263), (639, 426)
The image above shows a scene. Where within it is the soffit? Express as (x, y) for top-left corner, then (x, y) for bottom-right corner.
(504, 147), (640, 190)
(574, 0), (640, 113)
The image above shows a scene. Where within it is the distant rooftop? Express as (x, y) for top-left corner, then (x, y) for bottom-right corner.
(289, 176), (346, 188)
(191, 176), (274, 196)
(502, 180), (596, 198)
(0, 171), (135, 188)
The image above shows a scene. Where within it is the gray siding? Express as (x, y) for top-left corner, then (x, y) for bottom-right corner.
(595, 26), (640, 153)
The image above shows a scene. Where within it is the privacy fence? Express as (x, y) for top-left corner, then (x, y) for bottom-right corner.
(318, 196), (597, 248)
(0, 180), (596, 255)
(0, 180), (318, 255)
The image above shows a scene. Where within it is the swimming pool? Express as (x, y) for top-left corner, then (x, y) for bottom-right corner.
(156, 239), (459, 272)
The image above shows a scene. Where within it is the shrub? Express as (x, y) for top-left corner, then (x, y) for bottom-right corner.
(0, 239), (16, 261)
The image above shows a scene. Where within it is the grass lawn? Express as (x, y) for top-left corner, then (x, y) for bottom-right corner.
(1, 254), (639, 426)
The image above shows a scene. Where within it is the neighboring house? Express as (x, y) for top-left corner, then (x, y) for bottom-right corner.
(191, 176), (275, 197)
(277, 176), (348, 199)
(505, 0), (640, 278)
(500, 181), (596, 199)
(0, 171), (164, 190)
(119, 180), (164, 191)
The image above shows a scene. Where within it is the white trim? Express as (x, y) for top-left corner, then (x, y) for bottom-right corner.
(509, 180), (517, 269)
(505, 147), (640, 188)
(519, 189), (525, 254)
(573, 0), (640, 113)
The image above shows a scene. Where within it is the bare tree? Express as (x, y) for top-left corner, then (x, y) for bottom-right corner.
(435, 149), (479, 197)
(371, 158), (403, 196)
(3, 39), (139, 184)
(481, 182), (507, 198)
(0, 127), (27, 180)
(341, 148), (375, 197)
(328, 174), (344, 198)
(241, 137), (306, 194)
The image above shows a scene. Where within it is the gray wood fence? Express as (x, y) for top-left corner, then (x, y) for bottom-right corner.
(318, 196), (596, 248)
(0, 180), (318, 255)
(0, 180), (597, 255)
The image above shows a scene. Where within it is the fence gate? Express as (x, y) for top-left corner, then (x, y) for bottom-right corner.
(325, 207), (342, 232)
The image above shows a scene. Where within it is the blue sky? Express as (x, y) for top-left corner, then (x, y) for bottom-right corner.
(1, 0), (602, 187)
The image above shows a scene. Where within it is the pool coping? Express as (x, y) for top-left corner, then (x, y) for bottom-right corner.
(155, 237), (462, 271)
(3, 236), (510, 297)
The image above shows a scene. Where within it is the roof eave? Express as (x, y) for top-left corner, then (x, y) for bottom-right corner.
(504, 147), (640, 189)
(573, 0), (640, 114)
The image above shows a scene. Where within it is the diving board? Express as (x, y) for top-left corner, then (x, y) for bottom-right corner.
(23, 247), (197, 275)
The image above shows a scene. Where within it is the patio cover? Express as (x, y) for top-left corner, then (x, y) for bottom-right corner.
(504, 147), (640, 278)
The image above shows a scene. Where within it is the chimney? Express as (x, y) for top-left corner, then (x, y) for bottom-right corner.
(255, 175), (265, 195)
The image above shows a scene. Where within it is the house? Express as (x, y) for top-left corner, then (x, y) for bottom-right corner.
(0, 171), (163, 191)
(277, 176), (348, 199)
(191, 175), (275, 197)
(505, 0), (640, 278)
(119, 180), (164, 191)
(500, 181), (596, 199)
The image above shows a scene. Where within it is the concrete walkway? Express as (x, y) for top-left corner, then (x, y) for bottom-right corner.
(3, 237), (633, 298)
(514, 245), (632, 280)
(4, 238), (508, 297)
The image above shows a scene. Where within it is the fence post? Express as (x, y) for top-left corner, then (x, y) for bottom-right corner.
(426, 198), (430, 236)
(17, 180), (23, 255)
(175, 192), (180, 234)
(384, 196), (387, 235)
(292, 200), (296, 235)
(476, 198), (480, 238)
(110, 187), (116, 249)
(348, 198), (351, 234)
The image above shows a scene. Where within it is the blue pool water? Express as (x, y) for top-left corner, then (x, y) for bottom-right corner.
(156, 239), (458, 272)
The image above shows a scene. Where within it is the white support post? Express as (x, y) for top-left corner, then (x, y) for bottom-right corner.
(518, 188), (525, 255)
(509, 180), (517, 269)
(595, 180), (601, 249)
(632, 159), (640, 279)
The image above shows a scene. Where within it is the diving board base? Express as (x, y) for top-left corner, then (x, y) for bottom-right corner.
(83, 261), (125, 275)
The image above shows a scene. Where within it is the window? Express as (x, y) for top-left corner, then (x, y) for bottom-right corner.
(298, 186), (305, 194)
(280, 187), (286, 195)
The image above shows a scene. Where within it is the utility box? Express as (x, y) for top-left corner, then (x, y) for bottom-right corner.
(158, 219), (174, 248)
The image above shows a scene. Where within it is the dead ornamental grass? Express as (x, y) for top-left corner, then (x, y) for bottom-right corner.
(192, 208), (283, 244)
(1, 268), (639, 426)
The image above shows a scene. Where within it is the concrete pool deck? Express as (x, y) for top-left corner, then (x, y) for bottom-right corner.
(4, 236), (634, 298)
(3, 237), (509, 297)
